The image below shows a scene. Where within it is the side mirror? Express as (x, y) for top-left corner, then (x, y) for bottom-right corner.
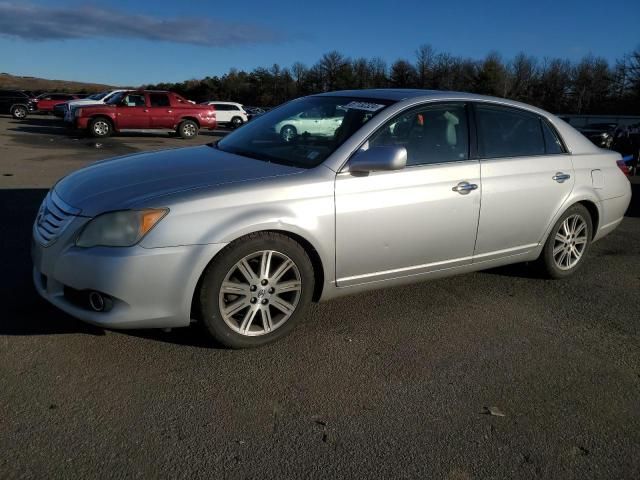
(348, 145), (407, 173)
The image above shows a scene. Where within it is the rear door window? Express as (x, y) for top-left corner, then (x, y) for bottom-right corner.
(541, 121), (566, 154)
(123, 94), (146, 107)
(149, 94), (171, 107)
(475, 105), (545, 158)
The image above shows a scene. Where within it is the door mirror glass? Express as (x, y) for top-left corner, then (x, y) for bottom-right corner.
(348, 145), (407, 173)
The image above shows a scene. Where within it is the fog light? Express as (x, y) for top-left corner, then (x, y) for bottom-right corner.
(88, 291), (105, 312)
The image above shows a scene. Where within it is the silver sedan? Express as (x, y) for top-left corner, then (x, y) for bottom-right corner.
(32, 90), (632, 348)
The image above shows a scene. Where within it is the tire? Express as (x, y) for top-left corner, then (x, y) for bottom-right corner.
(177, 120), (199, 139)
(198, 232), (314, 348)
(11, 105), (27, 119)
(230, 116), (244, 129)
(89, 117), (112, 138)
(537, 204), (593, 279)
(280, 125), (297, 143)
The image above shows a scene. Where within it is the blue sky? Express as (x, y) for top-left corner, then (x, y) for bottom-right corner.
(0, 0), (638, 86)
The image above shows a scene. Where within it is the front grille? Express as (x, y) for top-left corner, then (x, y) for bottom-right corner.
(35, 191), (81, 246)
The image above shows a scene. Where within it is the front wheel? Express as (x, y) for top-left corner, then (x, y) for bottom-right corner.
(198, 232), (314, 348)
(89, 117), (112, 138)
(537, 204), (592, 279)
(11, 105), (27, 119)
(177, 120), (199, 139)
(280, 125), (297, 143)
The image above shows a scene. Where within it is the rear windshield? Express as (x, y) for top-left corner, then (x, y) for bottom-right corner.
(216, 96), (394, 168)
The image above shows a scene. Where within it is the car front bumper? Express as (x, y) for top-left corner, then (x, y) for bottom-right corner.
(32, 219), (227, 329)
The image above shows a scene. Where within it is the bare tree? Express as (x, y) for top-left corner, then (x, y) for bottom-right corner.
(415, 44), (436, 88)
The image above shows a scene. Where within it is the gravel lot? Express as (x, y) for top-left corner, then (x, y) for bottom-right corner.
(1, 114), (639, 479)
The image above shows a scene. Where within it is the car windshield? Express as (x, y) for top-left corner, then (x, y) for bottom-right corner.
(90, 92), (108, 100)
(105, 92), (127, 105)
(216, 96), (393, 168)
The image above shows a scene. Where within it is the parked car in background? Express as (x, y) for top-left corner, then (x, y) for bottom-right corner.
(72, 90), (216, 138)
(577, 122), (617, 148)
(243, 106), (266, 120)
(200, 101), (247, 128)
(33, 93), (81, 113)
(59, 90), (128, 120)
(0, 89), (37, 119)
(274, 104), (346, 142)
(31, 90), (631, 348)
(610, 123), (640, 175)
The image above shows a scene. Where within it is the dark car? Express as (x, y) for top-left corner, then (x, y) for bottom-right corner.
(0, 89), (37, 119)
(243, 106), (266, 120)
(577, 122), (618, 148)
(610, 123), (640, 175)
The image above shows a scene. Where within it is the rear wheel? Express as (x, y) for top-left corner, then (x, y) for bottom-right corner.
(230, 116), (244, 129)
(178, 120), (199, 139)
(198, 232), (314, 348)
(537, 204), (592, 279)
(89, 117), (112, 138)
(11, 105), (27, 119)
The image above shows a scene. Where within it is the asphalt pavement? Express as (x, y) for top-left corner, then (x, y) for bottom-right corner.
(1, 115), (639, 479)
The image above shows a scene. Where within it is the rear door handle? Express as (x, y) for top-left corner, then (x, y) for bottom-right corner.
(452, 181), (478, 195)
(552, 172), (571, 183)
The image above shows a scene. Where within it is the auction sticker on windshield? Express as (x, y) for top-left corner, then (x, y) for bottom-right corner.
(344, 101), (385, 112)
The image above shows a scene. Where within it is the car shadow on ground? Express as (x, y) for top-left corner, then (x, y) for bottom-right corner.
(0, 189), (106, 337)
(0, 188), (217, 346)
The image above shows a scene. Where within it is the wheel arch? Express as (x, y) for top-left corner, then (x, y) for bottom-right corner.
(189, 228), (327, 321)
(88, 114), (115, 126)
(540, 195), (601, 247)
(179, 116), (200, 128)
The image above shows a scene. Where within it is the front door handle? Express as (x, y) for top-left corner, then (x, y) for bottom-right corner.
(452, 181), (478, 195)
(552, 172), (571, 183)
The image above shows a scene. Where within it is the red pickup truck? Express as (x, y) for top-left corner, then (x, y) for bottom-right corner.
(34, 93), (81, 113)
(73, 90), (216, 139)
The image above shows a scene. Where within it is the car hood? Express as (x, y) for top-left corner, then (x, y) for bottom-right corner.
(54, 145), (304, 216)
(66, 99), (106, 108)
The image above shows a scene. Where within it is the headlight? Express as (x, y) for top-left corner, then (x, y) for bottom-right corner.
(76, 209), (168, 248)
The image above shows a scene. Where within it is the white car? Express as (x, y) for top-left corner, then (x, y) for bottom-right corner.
(62, 90), (127, 122)
(201, 101), (248, 128)
(274, 106), (346, 142)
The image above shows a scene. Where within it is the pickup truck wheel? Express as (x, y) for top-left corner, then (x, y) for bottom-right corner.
(89, 117), (112, 138)
(178, 120), (199, 139)
(11, 105), (27, 119)
(231, 116), (244, 129)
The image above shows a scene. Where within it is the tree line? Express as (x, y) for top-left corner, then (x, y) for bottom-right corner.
(145, 45), (640, 115)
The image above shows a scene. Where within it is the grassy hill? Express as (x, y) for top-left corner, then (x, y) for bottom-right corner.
(0, 73), (122, 93)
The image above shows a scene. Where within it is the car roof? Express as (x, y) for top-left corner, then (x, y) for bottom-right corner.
(314, 88), (561, 119)
(209, 101), (242, 105)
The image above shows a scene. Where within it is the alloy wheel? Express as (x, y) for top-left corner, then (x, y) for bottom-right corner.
(93, 120), (109, 136)
(183, 123), (196, 137)
(13, 107), (26, 118)
(218, 250), (302, 336)
(552, 214), (588, 270)
(281, 126), (296, 142)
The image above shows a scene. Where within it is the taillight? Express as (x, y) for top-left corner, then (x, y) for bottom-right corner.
(616, 159), (630, 177)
